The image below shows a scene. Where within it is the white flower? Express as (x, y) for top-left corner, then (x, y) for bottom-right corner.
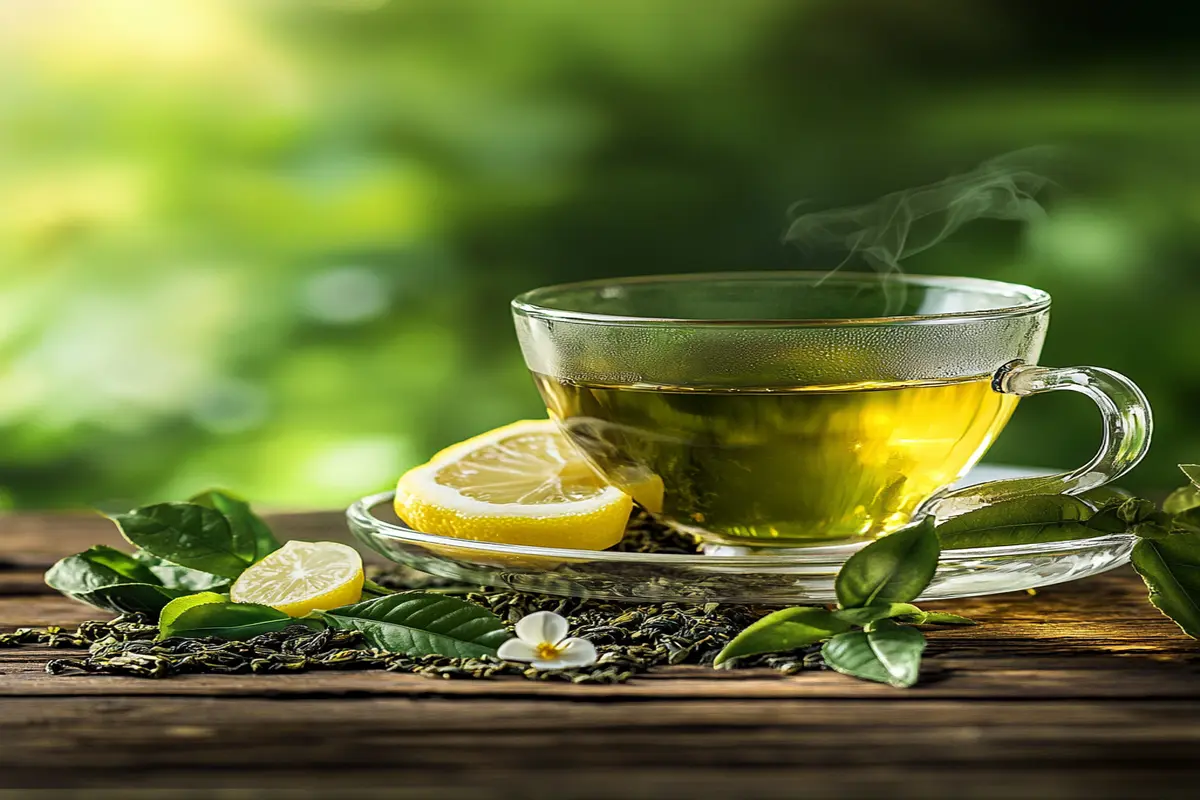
(497, 611), (597, 670)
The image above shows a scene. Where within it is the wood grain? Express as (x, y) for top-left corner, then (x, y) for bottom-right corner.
(1, 511), (1199, 798)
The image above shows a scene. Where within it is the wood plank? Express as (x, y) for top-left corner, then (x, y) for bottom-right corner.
(3, 654), (1200, 700)
(0, 570), (51, 596)
(1, 696), (1199, 796)
(0, 593), (112, 628)
(0, 767), (1191, 799)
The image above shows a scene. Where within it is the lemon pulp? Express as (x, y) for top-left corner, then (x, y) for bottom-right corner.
(394, 419), (634, 550)
(230, 540), (364, 617)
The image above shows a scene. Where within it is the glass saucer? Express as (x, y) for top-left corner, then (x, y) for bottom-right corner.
(345, 465), (1133, 605)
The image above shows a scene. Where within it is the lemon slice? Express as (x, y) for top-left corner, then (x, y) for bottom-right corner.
(394, 419), (634, 550)
(230, 540), (364, 617)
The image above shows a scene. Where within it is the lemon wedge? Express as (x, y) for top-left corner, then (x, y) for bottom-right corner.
(394, 419), (633, 550)
(230, 540), (364, 617)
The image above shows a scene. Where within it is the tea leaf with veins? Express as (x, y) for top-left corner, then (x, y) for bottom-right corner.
(70, 545), (160, 584)
(361, 578), (398, 598)
(832, 603), (923, 627)
(1171, 507), (1200, 536)
(157, 591), (228, 637)
(114, 503), (251, 579)
(45, 548), (192, 615)
(1079, 485), (1134, 506)
(936, 495), (1096, 549)
(1131, 532), (1200, 638)
(835, 517), (939, 608)
(1164, 485), (1200, 516)
(714, 606), (850, 666)
(821, 620), (926, 688)
(160, 600), (302, 641)
(318, 592), (510, 658)
(190, 489), (281, 562)
(1088, 497), (1173, 539)
(132, 551), (231, 593)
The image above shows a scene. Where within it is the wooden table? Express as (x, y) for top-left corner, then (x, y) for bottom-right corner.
(2, 512), (1199, 798)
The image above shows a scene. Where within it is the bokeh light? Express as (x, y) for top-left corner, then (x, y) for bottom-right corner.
(0, 0), (1195, 509)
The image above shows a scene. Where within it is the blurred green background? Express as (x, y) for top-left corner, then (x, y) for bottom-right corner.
(0, 0), (1195, 510)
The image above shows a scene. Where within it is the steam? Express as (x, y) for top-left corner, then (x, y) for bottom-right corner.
(783, 149), (1054, 312)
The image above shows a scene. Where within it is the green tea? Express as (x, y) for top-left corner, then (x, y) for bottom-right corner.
(535, 373), (1017, 543)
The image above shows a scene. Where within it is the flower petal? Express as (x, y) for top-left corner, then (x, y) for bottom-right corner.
(514, 610), (568, 646)
(551, 637), (597, 669)
(497, 638), (539, 663)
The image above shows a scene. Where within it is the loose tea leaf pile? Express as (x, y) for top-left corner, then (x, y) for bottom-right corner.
(2, 595), (816, 683)
(610, 509), (703, 555)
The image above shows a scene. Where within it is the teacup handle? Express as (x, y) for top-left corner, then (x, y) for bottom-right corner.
(928, 359), (1153, 520)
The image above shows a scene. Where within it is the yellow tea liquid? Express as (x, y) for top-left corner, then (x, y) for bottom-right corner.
(535, 374), (1017, 543)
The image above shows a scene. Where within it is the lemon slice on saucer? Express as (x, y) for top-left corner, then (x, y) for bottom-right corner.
(394, 419), (634, 550)
(230, 540), (364, 617)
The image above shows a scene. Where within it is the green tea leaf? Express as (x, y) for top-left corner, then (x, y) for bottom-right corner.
(904, 611), (977, 626)
(713, 607), (850, 666)
(77, 545), (161, 584)
(132, 550), (231, 592)
(1173, 507), (1200, 536)
(1117, 498), (1160, 524)
(361, 578), (396, 598)
(936, 495), (1096, 549)
(1087, 497), (1171, 537)
(1079, 485), (1133, 506)
(1081, 507), (1127, 534)
(1164, 485), (1200, 516)
(832, 603), (923, 627)
(835, 517), (939, 609)
(191, 489), (281, 562)
(1181, 465), (1200, 490)
(821, 620), (926, 688)
(160, 600), (300, 641)
(1132, 520), (1176, 540)
(45, 549), (190, 615)
(113, 503), (251, 579)
(320, 592), (510, 658)
(1131, 532), (1200, 638)
(65, 584), (189, 616)
(157, 591), (228, 635)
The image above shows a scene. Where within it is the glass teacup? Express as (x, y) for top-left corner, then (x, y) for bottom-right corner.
(512, 273), (1152, 546)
